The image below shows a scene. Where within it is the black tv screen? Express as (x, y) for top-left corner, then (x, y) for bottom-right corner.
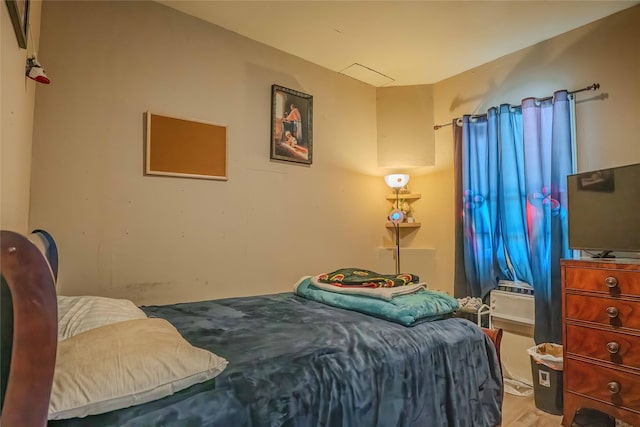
(567, 163), (640, 253)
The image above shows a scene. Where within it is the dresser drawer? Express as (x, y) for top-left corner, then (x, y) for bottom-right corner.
(565, 267), (640, 296)
(566, 358), (640, 411)
(565, 294), (640, 330)
(566, 324), (640, 368)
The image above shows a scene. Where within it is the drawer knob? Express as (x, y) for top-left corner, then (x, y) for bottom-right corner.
(605, 276), (619, 288)
(608, 381), (621, 394)
(606, 342), (620, 354)
(606, 307), (619, 318)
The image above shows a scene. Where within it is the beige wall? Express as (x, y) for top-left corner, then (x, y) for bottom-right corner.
(29, 2), (640, 304)
(375, 85), (437, 290)
(407, 5), (640, 296)
(30, 1), (387, 305)
(376, 84), (435, 168)
(1, 1), (42, 233)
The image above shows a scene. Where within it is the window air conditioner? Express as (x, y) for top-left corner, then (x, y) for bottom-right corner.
(490, 288), (535, 327)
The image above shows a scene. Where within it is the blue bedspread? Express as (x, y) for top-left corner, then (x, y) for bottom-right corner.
(49, 293), (502, 427)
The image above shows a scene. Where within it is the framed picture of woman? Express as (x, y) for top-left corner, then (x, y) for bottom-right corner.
(270, 85), (313, 165)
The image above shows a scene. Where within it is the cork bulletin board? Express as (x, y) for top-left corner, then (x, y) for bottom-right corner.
(145, 112), (227, 180)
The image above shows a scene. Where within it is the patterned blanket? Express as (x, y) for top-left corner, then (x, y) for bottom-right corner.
(317, 268), (419, 288)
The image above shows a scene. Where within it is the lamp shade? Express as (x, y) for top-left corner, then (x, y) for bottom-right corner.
(384, 174), (410, 189)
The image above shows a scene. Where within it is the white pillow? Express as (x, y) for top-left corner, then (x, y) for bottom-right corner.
(49, 318), (228, 420)
(57, 295), (147, 340)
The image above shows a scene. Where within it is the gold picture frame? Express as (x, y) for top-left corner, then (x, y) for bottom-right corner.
(270, 85), (313, 165)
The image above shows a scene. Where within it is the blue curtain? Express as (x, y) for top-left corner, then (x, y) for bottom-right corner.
(461, 91), (574, 343)
(522, 91), (573, 344)
(496, 105), (534, 286)
(461, 111), (501, 299)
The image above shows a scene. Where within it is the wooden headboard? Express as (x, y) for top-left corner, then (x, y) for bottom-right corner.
(0, 230), (57, 427)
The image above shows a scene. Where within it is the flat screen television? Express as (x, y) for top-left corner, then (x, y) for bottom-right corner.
(567, 163), (640, 256)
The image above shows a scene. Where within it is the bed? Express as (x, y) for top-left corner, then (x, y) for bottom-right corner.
(0, 230), (503, 427)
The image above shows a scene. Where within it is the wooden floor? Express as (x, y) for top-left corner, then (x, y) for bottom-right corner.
(502, 394), (621, 427)
(502, 393), (563, 426)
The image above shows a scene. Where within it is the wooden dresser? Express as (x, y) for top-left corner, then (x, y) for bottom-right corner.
(562, 258), (640, 426)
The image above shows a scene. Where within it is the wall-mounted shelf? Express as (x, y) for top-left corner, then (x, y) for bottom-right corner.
(385, 222), (421, 229)
(385, 193), (421, 228)
(385, 193), (421, 201)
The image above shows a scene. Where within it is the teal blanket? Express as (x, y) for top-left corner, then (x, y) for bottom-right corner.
(294, 277), (459, 326)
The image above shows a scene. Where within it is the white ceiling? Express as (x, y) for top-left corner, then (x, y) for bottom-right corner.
(159, 1), (638, 86)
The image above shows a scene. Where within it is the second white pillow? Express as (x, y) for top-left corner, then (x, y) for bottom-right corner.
(57, 295), (147, 340)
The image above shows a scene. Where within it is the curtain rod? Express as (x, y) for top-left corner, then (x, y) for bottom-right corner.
(433, 83), (600, 130)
